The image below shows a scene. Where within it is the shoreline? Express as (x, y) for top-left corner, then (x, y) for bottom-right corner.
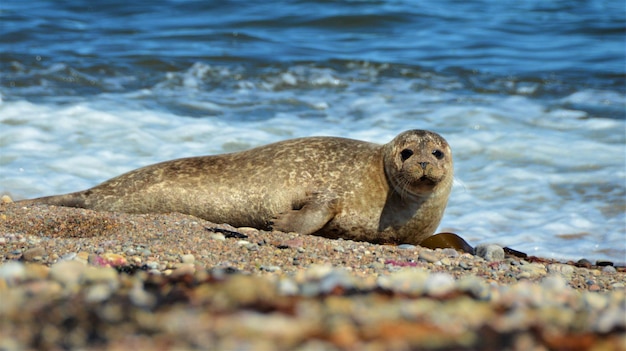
(1, 203), (625, 350)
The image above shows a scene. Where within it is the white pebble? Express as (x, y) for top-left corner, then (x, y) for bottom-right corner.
(0, 261), (26, 285)
(547, 263), (575, 277)
(210, 233), (226, 241)
(180, 254), (195, 264)
(50, 260), (87, 288)
(85, 284), (114, 303)
(475, 244), (504, 261)
(277, 278), (299, 296)
(601, 265), (617, 273)
(425, 273), (456, 297)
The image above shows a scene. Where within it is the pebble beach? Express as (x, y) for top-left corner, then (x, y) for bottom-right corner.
(1, 202), (624, 351)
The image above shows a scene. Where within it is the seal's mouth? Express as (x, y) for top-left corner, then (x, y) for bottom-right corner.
(416, 175), (438, 187)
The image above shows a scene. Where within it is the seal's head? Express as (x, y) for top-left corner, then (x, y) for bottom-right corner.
(383, 130), (453, 199)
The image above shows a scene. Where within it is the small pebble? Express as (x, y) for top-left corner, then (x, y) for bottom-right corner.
(517, 263), (547, 279)
(588, 284), (601, 292)
(318, 269), (355, 294)
(547, 263), (575, 278)
(76, 252), (90, 262)
(593, 309), (626, 333)
(92, 253), (127, 267)
(237, 227), (259, 236)
(0, 261), (26, 285)
(277, 278), (299, 295)
(210, 233), (226, 241)
(129, 281), (157, 308)
(424, 273), (456, 297)
(459, 261), (472, 270)
(1, 195), (13, 203)
(49, 260), (87, 288)
(22, 247), (46, 262)
(82, 266), (119, 287)
(245, 243), (259, 251)
(611, 282), (625, 289)
(475, 244), (504, 262)
(169, 263), (195, 278)
(138, 248), (152, 256)
(601, 265), (617, 273)
(181, 254), (195, 264)
(85, 283), (114, 303)
(24, 263), (50, 280)
(540, 274), (568, 291)
(145, 261), (159, 270)
(377, 269), (429, 295)
(60, 252), (78, 261)
(442, 248), (460, 257)
(279, 238), (304, 249)
(457, 275), (492, 300)
(418, 250), (439, 263)
(302, 264), (334, 281)
(261, 265), (281, 273)
(583, 292), (608, 310)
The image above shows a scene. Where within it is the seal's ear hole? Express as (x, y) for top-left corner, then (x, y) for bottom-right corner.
(432, 149), (444, 160)
(400, 149), (414, 161)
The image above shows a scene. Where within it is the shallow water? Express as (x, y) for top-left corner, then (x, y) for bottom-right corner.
(1, 0), (625, 263)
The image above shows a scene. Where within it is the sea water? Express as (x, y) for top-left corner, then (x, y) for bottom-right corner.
(1, 0), (624, 264)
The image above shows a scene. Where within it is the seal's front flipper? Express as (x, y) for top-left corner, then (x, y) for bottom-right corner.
(271, 198), (338, 235)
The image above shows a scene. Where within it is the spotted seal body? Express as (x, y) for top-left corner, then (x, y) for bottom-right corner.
(20, 130), (453, 244)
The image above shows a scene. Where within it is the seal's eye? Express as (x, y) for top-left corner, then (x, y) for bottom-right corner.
(400, 149), (413, 161)
(432, 149), (444, 160)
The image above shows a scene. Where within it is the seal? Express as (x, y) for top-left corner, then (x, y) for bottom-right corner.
(19, 130), (453, 244)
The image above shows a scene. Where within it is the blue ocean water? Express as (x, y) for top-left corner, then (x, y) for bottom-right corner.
(1, 0), (625, 263)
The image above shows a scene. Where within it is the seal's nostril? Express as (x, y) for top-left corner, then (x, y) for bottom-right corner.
(420, 162), (428, 169)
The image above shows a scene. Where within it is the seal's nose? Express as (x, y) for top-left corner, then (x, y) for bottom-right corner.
(420, 162), (429, 169)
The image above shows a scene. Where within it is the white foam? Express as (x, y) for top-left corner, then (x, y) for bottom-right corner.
(563, 89), (626, 105)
